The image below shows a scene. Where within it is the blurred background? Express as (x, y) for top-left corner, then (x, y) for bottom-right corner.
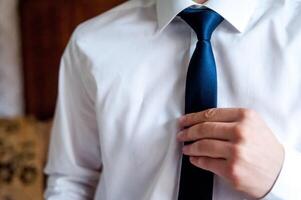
(0, 0), (124, 199)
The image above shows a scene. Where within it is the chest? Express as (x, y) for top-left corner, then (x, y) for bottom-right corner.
(92, 17), (301, 156)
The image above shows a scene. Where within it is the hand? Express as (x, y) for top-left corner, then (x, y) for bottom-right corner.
(177, 108), (284, 198)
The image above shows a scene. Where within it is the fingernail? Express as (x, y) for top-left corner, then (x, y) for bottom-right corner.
(182, 146), (188, 154)
(190, 157), (197, 163)
(179, 116), (186, 124)
(176, 131), (183, 140)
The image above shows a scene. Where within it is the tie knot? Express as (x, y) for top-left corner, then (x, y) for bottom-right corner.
(179, 7), (224, 41)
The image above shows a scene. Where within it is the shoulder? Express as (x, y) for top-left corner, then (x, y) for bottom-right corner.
(254, 0), (301, 35)
(71, 0), (157, 46)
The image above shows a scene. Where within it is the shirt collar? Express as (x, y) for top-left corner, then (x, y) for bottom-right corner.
(156, 0), (258, 33)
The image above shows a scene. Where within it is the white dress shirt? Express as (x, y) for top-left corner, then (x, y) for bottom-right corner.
(44, 0), (301, 199)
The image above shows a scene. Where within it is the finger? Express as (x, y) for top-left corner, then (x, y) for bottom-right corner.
(177, 122), (235, 142)
(182, 139), (231, 159)
(190, 156), (227, 178)
(179, 108), (246, 128)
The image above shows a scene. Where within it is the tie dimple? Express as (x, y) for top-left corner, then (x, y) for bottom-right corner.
(179, 8), (223, 40)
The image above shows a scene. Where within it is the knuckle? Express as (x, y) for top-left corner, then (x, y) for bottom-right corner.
(204, 108), (218, 120)
(233, 124), (246, 139)
(230, 145), (242, 160)
(227, 163), (241, 189)
(239, 108), (256, 121)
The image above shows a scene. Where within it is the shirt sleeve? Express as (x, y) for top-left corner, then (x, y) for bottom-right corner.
(263, 144), (301, 200)
(44, 32), (102, 200)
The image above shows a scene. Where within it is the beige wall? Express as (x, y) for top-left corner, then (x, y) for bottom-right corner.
(0, 0), (23, 117)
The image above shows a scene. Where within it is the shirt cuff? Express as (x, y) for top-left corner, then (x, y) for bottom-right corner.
(263, 145), (301, 200)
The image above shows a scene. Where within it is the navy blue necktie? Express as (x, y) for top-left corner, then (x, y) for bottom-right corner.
(178, 8), (224, 200)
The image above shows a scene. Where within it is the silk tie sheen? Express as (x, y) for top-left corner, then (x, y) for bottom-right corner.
(178, 8), (224, 200)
